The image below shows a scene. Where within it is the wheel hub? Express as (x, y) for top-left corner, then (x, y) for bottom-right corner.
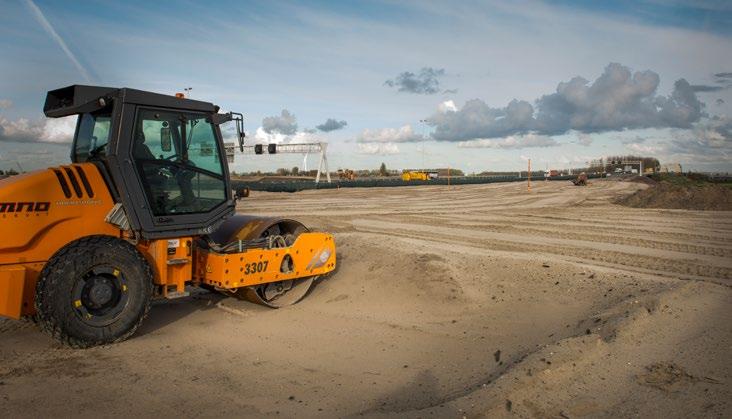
(87, 277), (115, 306)
(72, 266), (129, 327)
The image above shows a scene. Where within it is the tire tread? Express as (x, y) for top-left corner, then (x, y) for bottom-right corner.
(35, 235), (153, 348)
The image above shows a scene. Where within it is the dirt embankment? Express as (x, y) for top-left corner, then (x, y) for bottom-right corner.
(615, 177), (732, 210)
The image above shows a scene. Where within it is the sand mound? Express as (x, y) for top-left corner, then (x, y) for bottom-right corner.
(623, 175), (657, 186)
(616, 182), (732, 210)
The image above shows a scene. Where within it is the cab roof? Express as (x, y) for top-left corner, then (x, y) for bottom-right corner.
(44, 85), (217, 118)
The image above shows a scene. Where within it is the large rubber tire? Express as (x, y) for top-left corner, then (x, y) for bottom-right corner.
(35, 236), (154, 348)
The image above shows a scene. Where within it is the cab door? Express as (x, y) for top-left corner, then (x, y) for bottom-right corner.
(114, 104), (234, 239)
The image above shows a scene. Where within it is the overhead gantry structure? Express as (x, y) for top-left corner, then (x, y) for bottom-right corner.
(225, 142), (331, 183)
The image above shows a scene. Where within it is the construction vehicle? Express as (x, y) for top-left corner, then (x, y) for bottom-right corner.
(572, 172), (588, 186)
(337, 169), (356, 180)
(233, 186), (250, 200)
(0, 85), (336, 347)
(401, 171), (430, 181)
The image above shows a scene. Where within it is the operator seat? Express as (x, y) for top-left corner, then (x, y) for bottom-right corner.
(133, 130), (156, 160)
(133, 129), (168, 214)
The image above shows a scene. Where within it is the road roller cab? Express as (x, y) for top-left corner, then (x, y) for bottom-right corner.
(43, 85), (238, 238)
(0, 85), (336, 347)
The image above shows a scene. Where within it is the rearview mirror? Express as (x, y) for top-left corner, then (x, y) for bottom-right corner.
(160, 127), (172, 152)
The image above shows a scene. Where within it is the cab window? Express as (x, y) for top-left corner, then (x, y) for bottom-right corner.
(133, 108), (227, 216)
(72, 112), (111, 162)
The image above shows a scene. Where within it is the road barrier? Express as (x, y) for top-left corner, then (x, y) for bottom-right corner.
(232, 174), (606, 193)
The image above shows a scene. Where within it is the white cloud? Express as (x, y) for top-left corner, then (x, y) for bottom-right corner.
(570, 154), (601, 164)
(252, 126), (322, 145)
(384, 67), (446, 94)
(0, 99), (12, 110)
(262, 109), (298, 135)
(428, 63), (706, 142)
(437, 100), (457, 113)
(253, 126), (288, 144)
(457, 133), (558, 149)
(665, 116), (732, 162)
(357, 125), (425, 143)
(357, 143), (400, 155)
(0, 115), (76, 143)
(689, 117), (730, 148)
(43, 117), (77, 142)
(316, 118), (347, 132)
(289, 130), (322, 144)
(576, 133), (593, 146)
(625, 142), (663, 154)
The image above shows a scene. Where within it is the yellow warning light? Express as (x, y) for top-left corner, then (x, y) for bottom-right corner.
(175, 93), (185, 98)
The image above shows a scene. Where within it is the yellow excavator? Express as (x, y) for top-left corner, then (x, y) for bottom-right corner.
(0, 85), (336, 347)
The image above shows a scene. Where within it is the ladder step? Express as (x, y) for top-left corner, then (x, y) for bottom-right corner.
(165, 290), (190, 299)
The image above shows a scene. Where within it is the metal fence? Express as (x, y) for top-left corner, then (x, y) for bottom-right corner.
(232, 174), (605, 193)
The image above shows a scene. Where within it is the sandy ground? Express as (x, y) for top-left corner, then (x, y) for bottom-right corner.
(1, 179), (730, 418)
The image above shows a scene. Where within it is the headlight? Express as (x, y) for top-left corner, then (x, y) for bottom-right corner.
(318, 249), (331, 265)
(308, 249), (331, 269)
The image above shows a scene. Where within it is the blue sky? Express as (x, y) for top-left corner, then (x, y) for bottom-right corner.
(1, 0), (731, 173)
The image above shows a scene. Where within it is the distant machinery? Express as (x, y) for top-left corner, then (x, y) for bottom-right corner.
(401, 171), (435, 181)
(225, 142), (331, 183)
(606, 159), (644, 175)
(572, 172), (588, 186)
(337, 169), (356, 180)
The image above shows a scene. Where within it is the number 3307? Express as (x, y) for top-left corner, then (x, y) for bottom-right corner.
(245, 261), (268, 274)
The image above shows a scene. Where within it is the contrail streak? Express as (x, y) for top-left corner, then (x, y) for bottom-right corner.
(23, 0), (93, 82)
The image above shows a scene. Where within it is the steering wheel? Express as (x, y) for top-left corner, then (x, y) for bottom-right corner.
(156, 166), (175, 179)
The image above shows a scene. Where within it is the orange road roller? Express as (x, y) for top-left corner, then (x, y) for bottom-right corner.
(0, 85), (336, 347)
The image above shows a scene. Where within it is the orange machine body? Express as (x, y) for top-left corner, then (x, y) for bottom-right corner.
(195, 233), (335, 289)
(0, 163), (119, 318)
(0, 164), (337, 319)
(134, 232), (336, 298)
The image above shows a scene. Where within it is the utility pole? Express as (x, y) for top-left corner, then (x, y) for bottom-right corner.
(419, 119), (428, 171)
(527, 159), (531, 192)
